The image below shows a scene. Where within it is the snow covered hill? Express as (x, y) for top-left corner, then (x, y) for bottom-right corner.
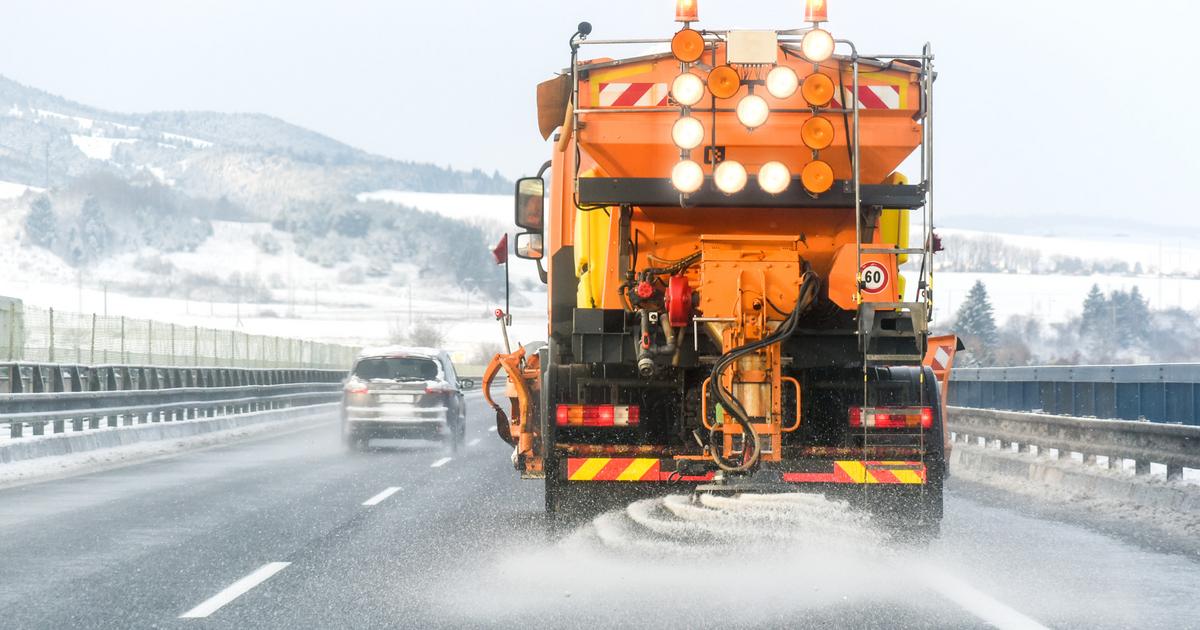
(0, 74), (508, 217)
(0, 191), (546, 366)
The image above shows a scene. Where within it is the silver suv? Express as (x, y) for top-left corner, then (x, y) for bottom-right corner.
(341, 347), (467, 452)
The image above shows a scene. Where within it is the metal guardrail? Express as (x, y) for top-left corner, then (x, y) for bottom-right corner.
(1, 362), (345, 394)
(948, 406), (1200, 481)
(950, 364), (1200, 426)
(0, 362), (347, 439)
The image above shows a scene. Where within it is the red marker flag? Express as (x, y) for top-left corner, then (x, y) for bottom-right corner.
(491, 233), (509, 265)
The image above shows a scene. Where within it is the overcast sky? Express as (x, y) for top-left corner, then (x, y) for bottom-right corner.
(2, 1), (1197, 229)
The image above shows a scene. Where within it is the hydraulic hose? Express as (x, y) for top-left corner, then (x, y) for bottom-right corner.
(707, 271), (821, 473)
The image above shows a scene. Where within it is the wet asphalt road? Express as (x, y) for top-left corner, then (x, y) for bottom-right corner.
(1, 392), (1197, 629)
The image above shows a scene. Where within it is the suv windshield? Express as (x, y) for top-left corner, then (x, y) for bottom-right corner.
(353, 357), (439, 381)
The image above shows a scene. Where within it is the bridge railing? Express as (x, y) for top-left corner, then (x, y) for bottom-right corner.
(949, 364), (1200, 426)
(0, 361), (347, 440)
(948, 406), (1200, 481)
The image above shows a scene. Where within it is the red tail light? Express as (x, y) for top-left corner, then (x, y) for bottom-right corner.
(556, 404), (640, 427)
(345, 383), (368, 395)
(849, 406), (933, 429)
(425, 385), (455, 395)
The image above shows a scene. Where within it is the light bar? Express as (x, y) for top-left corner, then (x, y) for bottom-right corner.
(556, 404), (641, 427)
(848, 406), (933, 429)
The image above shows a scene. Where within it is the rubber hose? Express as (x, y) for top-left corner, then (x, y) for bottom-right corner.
(708, 272), (820, 473)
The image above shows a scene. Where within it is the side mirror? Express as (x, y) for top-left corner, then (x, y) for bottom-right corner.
(514, 177), (545, 231)
(514, 232), (544, 260)
(458, 378), (476, 390)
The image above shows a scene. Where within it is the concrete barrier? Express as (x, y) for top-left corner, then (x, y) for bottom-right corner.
(950, 442), (1200, 513)
(0, 403), (337, 465)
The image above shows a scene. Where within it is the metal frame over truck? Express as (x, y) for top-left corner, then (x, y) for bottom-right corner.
(484, 0), (959, 533)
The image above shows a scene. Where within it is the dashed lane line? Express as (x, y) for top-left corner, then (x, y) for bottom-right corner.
(431, 457), (452, 468)
(916, 566), (1050, 630)
(468, 438), (481, 447)
(361, 487), (401, 506)
(179, 562), (291, 619)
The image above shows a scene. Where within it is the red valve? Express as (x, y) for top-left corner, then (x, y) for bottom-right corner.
(494, 308), (505, 319)
(635, 281), (655, 300)
(664, 275), (694, 328)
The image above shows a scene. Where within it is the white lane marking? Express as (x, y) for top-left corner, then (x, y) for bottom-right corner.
(468, 438), (481, 447)
(361, 486), (401, 506)
(488, 426), (497, 432)
(917, 567), (1050, 630)
(180, 562), (291, 618)
(430, 457), (452, 468)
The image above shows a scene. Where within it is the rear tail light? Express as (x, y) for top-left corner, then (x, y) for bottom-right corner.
(425, 385), (455, 395)
(848, 406), (933, 429)
(345, 383), (368, 395)
(556, 404), (640, 427)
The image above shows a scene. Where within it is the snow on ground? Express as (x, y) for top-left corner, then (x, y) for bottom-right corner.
(0, 199), (546, 365)
(0, 181), (44, 199)
(925, 271), (1200, 326)
(356, 190), (509, 227)
(69, 134), (136, 160)
(3, 188), (1197, 365)
(938, 227), (1200, 276)
(160, 131), (212, 149)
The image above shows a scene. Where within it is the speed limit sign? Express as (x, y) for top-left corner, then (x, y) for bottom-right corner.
(859, 261), (889, 295)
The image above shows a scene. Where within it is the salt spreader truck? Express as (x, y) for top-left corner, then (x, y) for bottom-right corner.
(484, 0), (960, 531)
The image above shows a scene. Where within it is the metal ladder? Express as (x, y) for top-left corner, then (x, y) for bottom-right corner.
(846, 43), (937, 493)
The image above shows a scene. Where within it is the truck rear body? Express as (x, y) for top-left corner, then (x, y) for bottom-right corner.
(485, 2), (960, 527)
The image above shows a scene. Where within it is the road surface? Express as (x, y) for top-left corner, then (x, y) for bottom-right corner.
(0, 393), (1196, 629)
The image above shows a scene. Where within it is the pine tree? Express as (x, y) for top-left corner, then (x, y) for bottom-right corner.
(954, 280), (998, 365)
(1116, 286), (1150, 348)
(76, 196), (111, 264)
(24, 195), (57, 248)
(1079, 284), (1107, 337)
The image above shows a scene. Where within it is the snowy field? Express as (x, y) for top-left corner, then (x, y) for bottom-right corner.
(2, 188), (1197, 366)
(927, 271), (1200, 327)
(0, 193), (546, 366)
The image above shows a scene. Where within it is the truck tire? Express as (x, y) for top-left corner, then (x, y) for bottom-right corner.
(861, 366), (945, 541)
(544, 456), (565, 517)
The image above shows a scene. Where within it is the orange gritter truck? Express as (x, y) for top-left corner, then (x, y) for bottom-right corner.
(484, 0), (960, 534)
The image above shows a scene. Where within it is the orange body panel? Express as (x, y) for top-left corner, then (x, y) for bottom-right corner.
(576, 53), (921, 183)
(526, 31), (935, 476)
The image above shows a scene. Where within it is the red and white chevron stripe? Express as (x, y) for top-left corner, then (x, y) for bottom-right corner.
(597, 82), (669, 107)
(833, 84), (901, 110)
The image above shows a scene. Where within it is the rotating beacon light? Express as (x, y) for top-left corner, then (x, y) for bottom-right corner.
(804, 0), (828, 23)
(675, 0), (699, 23)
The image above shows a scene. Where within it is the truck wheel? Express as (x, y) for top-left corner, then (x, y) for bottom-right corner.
(544, 456), (565, 517)
(861, 366), (945, 542)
